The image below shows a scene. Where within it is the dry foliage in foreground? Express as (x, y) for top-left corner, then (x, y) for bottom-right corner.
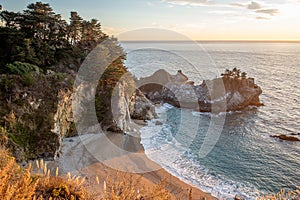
(0, 149), (37, 200)
(0, 147), (179, 200)
(1, 147), (299, 200)
(0, 148), (94, 200)
(101, 172), (173, 200)
(32, 159), (94, 200)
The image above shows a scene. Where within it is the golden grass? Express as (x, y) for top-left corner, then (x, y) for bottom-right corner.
(1, 147), (299, 200)
(101, 172), (171, 200)
(32, 159), (95, 200)
(0, 148), (37, 200)
(0, 148), (94, 200)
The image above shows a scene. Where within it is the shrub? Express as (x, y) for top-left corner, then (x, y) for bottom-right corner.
(0, 148), (38, 200)
(0, 148), (94, 200)
(30, 159), (95, 200)
(102, 172), (171, 200)
(22, 73), (34, 86)
(4, 61), (41, 75)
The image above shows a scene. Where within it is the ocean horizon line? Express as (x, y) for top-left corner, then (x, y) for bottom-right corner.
(120, 40), (300, 43)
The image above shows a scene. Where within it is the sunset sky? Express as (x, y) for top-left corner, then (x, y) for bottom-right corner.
(2, 0), (300, 41)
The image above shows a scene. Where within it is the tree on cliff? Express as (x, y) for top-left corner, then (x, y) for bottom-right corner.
(0, 2), (128, 160)
(221, 68), (247, 79)
(0, 2), (108, 73)
(68, 11), (83, 45)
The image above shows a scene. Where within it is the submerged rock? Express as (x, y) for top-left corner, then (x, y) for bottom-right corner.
(271, 134), (300, 142)
(138, 69), (263, 113)
(234, 194), (246, 200)
(155, 121), (163, 125)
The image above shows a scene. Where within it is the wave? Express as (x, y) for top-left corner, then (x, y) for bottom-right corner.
(140, 105), (261, 200)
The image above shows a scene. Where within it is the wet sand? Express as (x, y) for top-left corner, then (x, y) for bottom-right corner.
(54, 120), (216, 200)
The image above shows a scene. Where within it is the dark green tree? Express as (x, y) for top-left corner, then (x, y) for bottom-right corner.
(68, 11), (83, 45)
(0, 2), (112, 73)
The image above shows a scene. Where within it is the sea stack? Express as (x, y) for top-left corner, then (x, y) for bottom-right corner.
(137, 68), (263, 112)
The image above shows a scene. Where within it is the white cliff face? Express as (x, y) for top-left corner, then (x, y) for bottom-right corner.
(111, 81), (131, 132)
(52, 89), (74, 159)
(72, 81), (98, 134)
(72, 76), (157, 134)
(111, 80), (158, 132)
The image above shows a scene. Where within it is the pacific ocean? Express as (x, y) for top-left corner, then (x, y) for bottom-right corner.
(121, 41), (300, 199)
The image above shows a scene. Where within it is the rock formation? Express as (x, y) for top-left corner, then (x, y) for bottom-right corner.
(0, 73), (74, 162)
(104, 79), (157, 132)
(0, 72), (157, 162)
(271, 134), (300, 142)
(138, 69), (263, 113)
(129, 89), (157, 120)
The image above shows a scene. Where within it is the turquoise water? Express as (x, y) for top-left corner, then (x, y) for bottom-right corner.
(121, 42), (300, 199)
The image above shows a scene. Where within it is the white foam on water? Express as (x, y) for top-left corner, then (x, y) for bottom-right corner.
(140, 105), (261, 200)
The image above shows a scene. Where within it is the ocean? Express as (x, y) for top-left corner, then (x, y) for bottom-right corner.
(120, 41), (300, 199)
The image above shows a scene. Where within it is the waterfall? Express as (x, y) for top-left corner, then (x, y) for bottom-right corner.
(124, 97), (132, 124)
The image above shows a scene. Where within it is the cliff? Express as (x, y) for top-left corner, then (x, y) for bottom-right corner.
(0, 71), (158, 162)
(0, 73), (74, 162)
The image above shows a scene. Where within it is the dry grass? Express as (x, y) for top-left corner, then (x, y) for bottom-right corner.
(0, 148), (94, 200)
(101, 172), (172, 200)
(1, 147), (299, 200)
(32, 159), (95, 200)
(0, 148), (37, 200)
(0, 126), (9, 147)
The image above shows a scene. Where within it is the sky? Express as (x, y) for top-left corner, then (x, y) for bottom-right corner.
(1, 0), (300, 41)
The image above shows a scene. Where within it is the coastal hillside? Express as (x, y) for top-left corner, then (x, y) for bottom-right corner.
(1, 2), (299, 200)
(0, 2), (156, 162)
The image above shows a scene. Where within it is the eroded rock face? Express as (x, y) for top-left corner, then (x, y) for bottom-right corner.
(0, 74), (74, 161)
(52, 89), (74, 159)
(109, 80), (132, 133)
(106, 80), (157, 132)
(0, 73), (158, 162)
(138, 69), (263, 112)
(129, 89), (157, 120)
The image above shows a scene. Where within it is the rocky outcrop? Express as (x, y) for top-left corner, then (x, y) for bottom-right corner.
(138, 69), (263, 113)
(104, 80), (157, 132)
(0, 72), (157, 162)
(51, 89), (74, 159)
(129, 89), (157, 120)
(0, 73), (74, 162)
(271, 134), (300, 142)
(108, 80), (133, 133)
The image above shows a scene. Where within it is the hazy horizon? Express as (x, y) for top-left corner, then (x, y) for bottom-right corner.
(2, 0), (300, 41)
(120, 39), (300, 42)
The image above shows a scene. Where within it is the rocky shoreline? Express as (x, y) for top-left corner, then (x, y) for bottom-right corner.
(50, 119), (216, 200)
(138, 68), (263, 113)
(0, 68), (264, 163)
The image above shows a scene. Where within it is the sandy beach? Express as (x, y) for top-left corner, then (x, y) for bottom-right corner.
(51, 120), (216, 199)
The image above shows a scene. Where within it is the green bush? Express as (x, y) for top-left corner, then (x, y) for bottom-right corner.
(4, 61), (42, 75)
(22, 73), (34, 86)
